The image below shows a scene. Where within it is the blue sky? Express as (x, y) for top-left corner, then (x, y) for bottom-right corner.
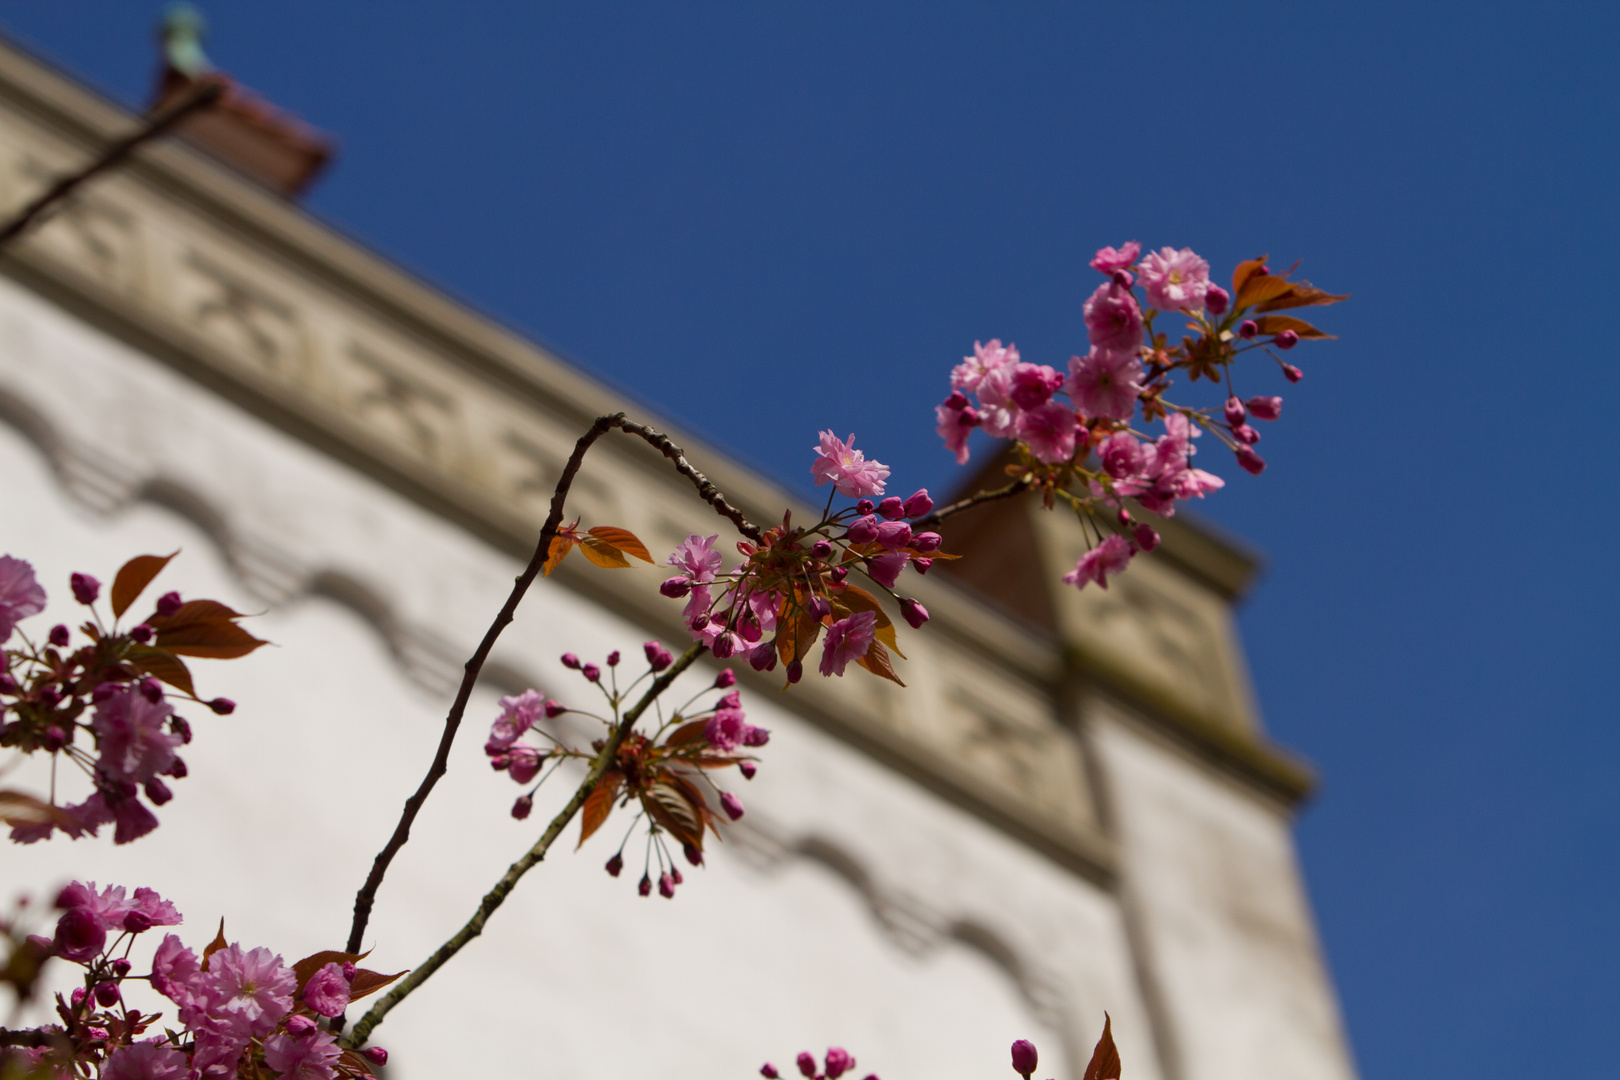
(2, 4), (1617, 1077)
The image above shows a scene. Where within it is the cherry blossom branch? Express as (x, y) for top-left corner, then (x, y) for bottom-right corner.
(341, 639), (707, 1049)
(345, 414), (759, 955)
(0, 83), (223, 248)
(0, 1029), (53, 1048)
(909, 476), (1033, 530)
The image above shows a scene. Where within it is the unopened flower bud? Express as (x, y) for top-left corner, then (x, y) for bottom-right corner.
(48, 624), (69, 648)
(544, 699), (567, 719)
(1274, 329), (1299, 350)
(829, 566), (849, 584)
(900, 599), (929, 630)
(70, 987), (86, 1006)
(1133, 524), (1161, 551)
(1236, 447), (1266, 475)
(944, 390), (969, 410)
(644, 642), (673, 671)
(911, 531), (942, 553)
(362, 1048), (388, 1067)
(70, 573), (100, 605)
(582, 663), (601, 682)
(811, 539), (833, 558)
(798, 1052), (818, 1078)
(825, 1048), (855, 1079)
(1238, 319), (1259, 339)
(807, 594), (832, 620)
(903, 489), (934, 517)
(561, 653), (581, 669)
(144, 778), (173, 806)
(749, 643), (777, 672)
(1223, 396), (1246, 425)
(1011, 1039), (1038, 1079)
(168, 718), (194, 749)
(166, 757), (188, 779)
(341, 962), (356, 981)
(762, 1065), (781, 1079)
(912, 557), (933, 575)
(743, 724), (770, 747)
(42, 726), (65, 752)
(110, 958), (131, 977)
(606, 650), (620, 667)
(786, 660), (803, 684)
(285, 1015), (316, 1036)
(1245, 395), (1282, 421)
(1232, 423), (1260, 445)
(94, 982), (119, 1007)
(139, 677), (163, 704)
(638, 874), (652, 897)
(605, 853), (624, 877)
(512, 795), (533, 820)
(856, 499), (875, 515)
(1205, 284), (1230, 315)
(208, 697), (235, 716)
(659, 872), (676, 899)
(130, 623), (154, 644)
(715, 668), (737, 689)
(877, 496), (905, 520)
(1282, 363), (1304, 383)
(721, 791), (745, 821)
(684, 842), (704, 866)
(845, 516), (880, 545)
(711, 635), (737, 659)
(660, 576), (693, 600)
(1112, 269), (1134, 288)
(0, 674), (15, 695)
(739, 761), (758, 780)
(155, 592), (183, 618)
(875, 522), (913, 550)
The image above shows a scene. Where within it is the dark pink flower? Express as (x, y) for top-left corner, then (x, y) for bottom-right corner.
(762, 1065), (781, 1079)
(845, 515), (880, 545)
(128, 887), (181, 930)
(720, 791), (745, 820)
(866, 552), (910, 590)
(935, 399), (980, 465)
(644, 641), (674, 670)
(820, 612), (877, 677)
(302, 962), (351, 1018)
(1007, 363), (1065, 410)
(1062, 536), (1135, 591)
(262, 1029), (342, 1080)
(875, 522), (913, 551)
(1083, 282), (1144, 354)
(149, 934), (199, 1002)
(1089, 242), (1141, 275)
(950, 339), (1018, 393)
(1015, 402), (1078, 464)
(100, 1042), (189, 1080)
(706, 708), (747, 751)
(53, 906), (106, 963)
(1098, 433), (1146, 480)
(825, 1048), (856, 1079)
(70, 572), (100, 605)
(1133, 524), (1162, 552)
(1068, 348), (1143, 422)
(508, 746), (543, 784)
(1246, 395), (1283, 421)
(798, 1052), (819, 1078)
(811, 431), (890, 498)
(0, 556), (46, 643)
(899, 598), (929, 629)
(667, 534), (723, 583)
(1138, 247), (1211, 312)
(92, 687), (181, 785)
(902, 489), (933, 517)
(1205, 284), (1231, 315)
(1236, 447), (1266, 475)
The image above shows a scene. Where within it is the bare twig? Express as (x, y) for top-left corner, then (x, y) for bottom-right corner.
(0, 83), (223, 248)
(342, 640), (707, 1049)
(344, 415), (759, 956)
(911, 476), (1032, 530)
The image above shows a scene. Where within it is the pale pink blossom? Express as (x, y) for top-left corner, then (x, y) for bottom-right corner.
(91, 687), (181, 785)
(667, 534), (723, 583)
(190, 1032), (248, 1080)
(1062, 536), (1135, 590)
(100, 1042), (189, 1080)
(810, 431), (890, 498)
(1016, 402), (1078, 464)
(1082, 282), (1144, 354)
(1137, 247), (1211, 312)
(819, 612), (877, 677)
(950, 339), (1019, 392)
(1068, 348), (1143, 421)
(972, 365), (1021, 438)
(262, 1030), (343, 1080)
(150, 934), (200, 1002)
(706, 708), (747, 751)
(202, 944), (295, 1039)
(302, 962), (351, 1018)
(934, 398), (979, 464)
(0, 555), (46, 643)
(1089, 242), (1141, 275)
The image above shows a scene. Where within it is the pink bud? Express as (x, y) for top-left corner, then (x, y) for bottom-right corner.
(42, 726), (65, 751)
(94, 981), (119, 1007)
(658, 872), (676, 899)
(155, 591), (183, 618)
(1282, 363), (1304, 383)
(762, 1066), (781, 1079)
(208, 697), (235, 715)
(749, 643), (777, 672)
(900, 598), (929, 629)
(0, 674), (15, 695)
(1223, 396), (1246, 425)
(544, 699), (567, 718)
(712, 635), (738, 659)
(715, 668), (737, 688)
(1011, 1039), (1038, 1079)
(143, 778), (173, 806)
(285, 1015), (316, 1036)
(829, 566), (849, 584)
(341, 962), (356, 980)
(807, 594), (832, 619)
(130, 623), (154, 644)
(1232, 423), (1260, 445)
(1245, 395), (1282, 421)
(512, 795), (533, 820)
(811, 539), (833, 558)
(1205, 284), (1230, 315)
(70, 573), (100, 605)
(362, 1048), (388, 1067)
(845, 516), (880, 545)
(1236, 447), (1266, 475)
(605, 853), (624, 877)
(671, 867), (683, 885)
(660, 576), (692, 598)
(70, 987), (86, 1006)
(739, 761), (758, 780)
(1274, 329), (1299, 349)
(606, 650), (620, 667)
(903, 489), (933, 517)
(1238, 319), (1258, 339)
(139, 677), (163, 704)
(798, 1052), (818, 1078)
(912, 557), (933, 575)
(910, 531), (942, 553)
(856, 499), (875, 515)
(875, 521), (913, 550)
(561, 653), (581, 669)
(877, 496), (906, 520)
(944, 390), (969, 410)
(786, 660), (804, 684)
(1116, 507), (1133, 526)
(166, 756), (187, 778)
(638, 874), (652, 897)
(1112, 269), (1134, 288)
(644, 642), (673, 671)
(825, 1048), (855, 1079)
(684, 842), (704, 866)
(1133, 524), (1161, 551)
(582, 663), (601, 682)
(48, 624), (69, 648)
(743, 725), (770, 747)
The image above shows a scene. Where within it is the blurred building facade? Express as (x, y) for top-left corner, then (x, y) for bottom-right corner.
(0, 35), (1356, 1080)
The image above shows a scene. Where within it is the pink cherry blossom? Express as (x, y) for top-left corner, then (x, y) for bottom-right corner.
(100, 1042), (190, 1080)
(810, 431), (890, 498)
(150, 934), (200, 1002)
(91, 687), (181, 785)
(1082, 282), (1144, 354)
(950, 339), (1019, 392)
(1015, 402), (1078, 464)
(1089, 242), (1141, 275)
(202, 944), (296, 1039)
(667, 534), (722, 583)
(819, 612), (877, 677)
(706, 707), (747, 751)
(262, 1030), (343, 1080)
(972, 365), (1021, 438)
(1098, 433), (1146, 480)
(302, 962), (351, 1018)
(1007, 363), (1065, 411)
(0, 555), (46, 643)
(866, 552), (910, 590)
(934, 398), (979, 464)
(1068, 348), (1143, 421)
(1062, 535), (1135, 590)
(1138, 247), (1212, 312)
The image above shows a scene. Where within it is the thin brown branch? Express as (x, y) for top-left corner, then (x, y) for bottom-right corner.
(0, 1029), (52, 1048)
(0, 83), (223, 248)
(342, 640), (707, 1049)
(344, 414), (759, 957)
(910, 476), (1032, 529)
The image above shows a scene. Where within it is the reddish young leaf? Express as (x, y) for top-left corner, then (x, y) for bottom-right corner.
(1252, 282), (1350, 313)
(337, 1050), (376, 1078)
(1236, 273), (1297, 312)
(577, 772), (625, 849)
(1230, 256), (1269, 299)
(1252, 314), (1336, 340)
(110, 552), (178, 619)
(347, 967), (408, 1002)
(586, 526), (654, 563)
(125, 645), (196, 697)
(577, 536), (632, 569)
(1083, 1014), (1121, 1080)
(200, 920), (228, 971)
(644, 781), (705, 850)
(291, 949), (370, 993)
(664, 720), (710, 749)
(541, 536), (575, 577)
(855, 638), (906, 687)
(148, 601), (267, 660)
(0, 790), (76, 829)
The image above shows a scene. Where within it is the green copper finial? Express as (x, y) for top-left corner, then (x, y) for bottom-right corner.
(161, 3), (212, 78)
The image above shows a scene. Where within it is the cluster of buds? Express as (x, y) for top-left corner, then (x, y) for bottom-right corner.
(936, 243), (1344, 591)
(661, 434), (947, 687)
(761, 1046), (874, 1080)
(0, 554), (261, 845)
(487, 651), (765, 898)
(0, 882), (393, 1080)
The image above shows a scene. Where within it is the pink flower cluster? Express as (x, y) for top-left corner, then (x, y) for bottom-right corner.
(7, 881), (389, 1080)
(760, 1046), (875, 1080)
